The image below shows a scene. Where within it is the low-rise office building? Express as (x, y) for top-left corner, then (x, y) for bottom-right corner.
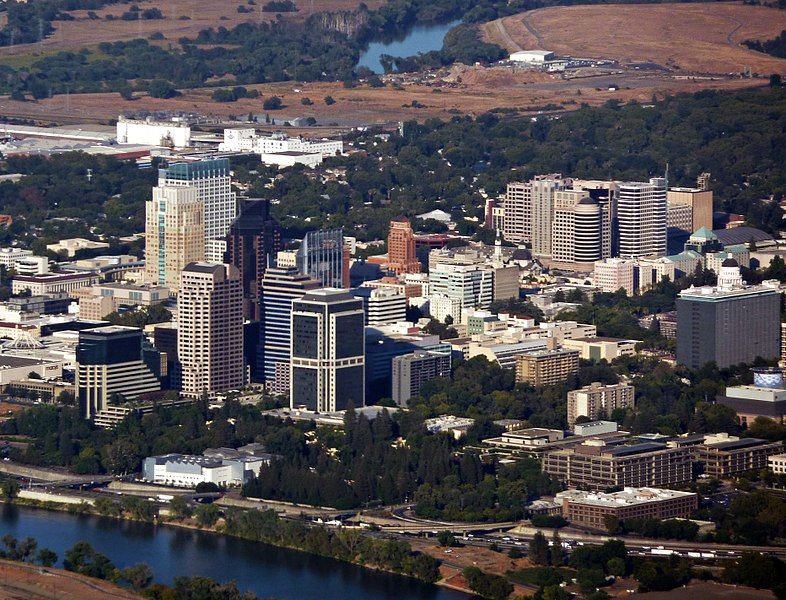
(687, 433), (783, 478)
(768, 453), (786, 475)
(542, 440), (693, 490)
(556, 487), (698, 529)
(12, 272), (100, 296)
(562, 337), (636, 361)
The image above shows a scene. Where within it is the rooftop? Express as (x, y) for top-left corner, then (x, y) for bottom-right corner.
(557, 487), (696, 508)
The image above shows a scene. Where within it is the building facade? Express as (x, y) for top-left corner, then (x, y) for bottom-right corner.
(515, 348), (580, 386)
(617, 178), (667, 259)
(144, 185), (204, 291)
(593, 258), (635, 295)
(178, 263), (244, 397)
(542, 440), (693, 490)
(391, 350), (451, 407)
(556, 488), (698, 529)
(387, 218), (421, 275)
(158, 159), (236, 262)
(290, 289), (365, 411)
(296, 228), (346, 288)
(259, 266), (321, 391)
(226, 199), (282, 321)
(676, 279), (781, 369)
(77, 325), (163, 420)
(567, 381), (635, 428)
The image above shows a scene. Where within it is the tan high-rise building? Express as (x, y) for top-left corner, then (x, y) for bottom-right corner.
(145, 186), (204, 292)
(178, 263), (244, 398)
(551, 190), (612, 266)
(567, 381), (635, 427)
(667, 188), (713, 234)
(387, 218), (420, 275)
(515, 348), (580, 387)
(501, 181), (532, 244)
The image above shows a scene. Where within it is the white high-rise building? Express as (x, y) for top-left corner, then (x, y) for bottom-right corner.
(617, 178), (667, 259)
(158, 159), (237, 263)
(501, 182), (532, 244)
(531, 177), (564, 257)
(178, 263), (244, 398)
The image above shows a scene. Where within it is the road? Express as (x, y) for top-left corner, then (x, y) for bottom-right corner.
(489, 18), (521, 52)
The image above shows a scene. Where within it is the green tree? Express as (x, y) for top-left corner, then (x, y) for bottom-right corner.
(148, 79), (177, 99)
(195, 503), (220, 527)
(528, 531), (549, 566)
(36, 548), (57, 567)
(169, 495), (193, 520)
(0, 479), (19, 502)
(120, 563), (153, 591)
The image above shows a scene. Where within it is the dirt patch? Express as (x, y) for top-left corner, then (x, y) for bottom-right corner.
(0, 559), (141, 600)
(637, 581), (775, 599)
(483, 2), (786, 75)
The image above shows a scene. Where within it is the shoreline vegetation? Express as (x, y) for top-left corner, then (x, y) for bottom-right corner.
(0, 494), (457, 594)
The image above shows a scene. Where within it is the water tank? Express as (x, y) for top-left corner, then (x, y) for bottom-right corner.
(753, 368), (785, 389)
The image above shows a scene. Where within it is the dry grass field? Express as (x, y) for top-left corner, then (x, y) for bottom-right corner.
(0, 560), (141, 600)
(0, 70), (763, 126)
(0, 0), (383, 59)
(483, 2), (786, 75)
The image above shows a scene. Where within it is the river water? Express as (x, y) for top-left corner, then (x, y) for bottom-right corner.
(357, 21), (461, 74)
(0, 505), (467, 600)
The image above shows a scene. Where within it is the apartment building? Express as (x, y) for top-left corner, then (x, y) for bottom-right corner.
(567, 381), (635, 428)
(515, 347), (580, 386)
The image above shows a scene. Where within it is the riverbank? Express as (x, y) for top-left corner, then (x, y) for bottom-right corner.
(1, 495), (476, 597)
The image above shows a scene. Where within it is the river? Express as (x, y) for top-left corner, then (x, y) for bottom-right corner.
(0, 505), (468, 600)
(357, 21), (461, 74)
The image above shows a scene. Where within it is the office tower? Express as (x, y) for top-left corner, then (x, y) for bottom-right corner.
(291, 289), (365, 411)
(296, 228), (345, 288)
(159, 158), (237, 262)
(697, 172), (711, 191)
(501, 181), (532, 244)
(144, 186), (204, 291)
(429, 263), (494, 313)
(515, 348), (580, 387)
(350, 286), (407, 326)
(392, 350), (452, 407)
(178, 263), (244, 397)
(667, 188), (713, 236)
(530, 176), (564, 257)
(387, 217), (420, 275)
(617, 178), (667, 258)
(77, 325), (163, 420)
(259, 266), (321, 392)
(226, 199), (282, 321)
(551, 190), (611, 265)
(676, 259), (780, 369)
(567, 381), (635, 428)
(593, 258), (635, 295)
